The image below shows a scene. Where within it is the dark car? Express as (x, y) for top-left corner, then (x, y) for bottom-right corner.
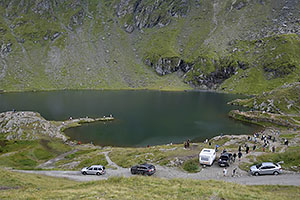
(218, 152), (232, 167)
(130, 163), (156, 176)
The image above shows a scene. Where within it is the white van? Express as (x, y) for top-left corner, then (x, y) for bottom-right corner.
(199, 148), (216, 166)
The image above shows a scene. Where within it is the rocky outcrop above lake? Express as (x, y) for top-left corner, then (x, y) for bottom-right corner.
(229, 110), (300, 128)
(0, 111), (114, 141)
(0, 111), (67, 141)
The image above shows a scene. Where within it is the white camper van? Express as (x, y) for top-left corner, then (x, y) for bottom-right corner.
(199, 148), (216, 166)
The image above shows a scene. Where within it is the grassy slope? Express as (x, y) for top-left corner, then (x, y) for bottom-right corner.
(0, 168), (300, 200)
(0, 0), (190, 92)
(0, 139), (71, 169)
(0, 0), (299, 93)
(221, 34), (300, 94)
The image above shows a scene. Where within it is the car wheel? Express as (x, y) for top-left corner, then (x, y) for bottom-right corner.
(96, 172), (101, 176)
(254, 172), (259, 176)
(273, 171), (279, 176)
(131, 169), (135, 175)
(82, 171), (87, 175)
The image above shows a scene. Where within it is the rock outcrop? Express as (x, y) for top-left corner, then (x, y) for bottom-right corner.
(0, 111), (67, 141)
(117, 0), (189, 32)
(0, 111), (114, 141)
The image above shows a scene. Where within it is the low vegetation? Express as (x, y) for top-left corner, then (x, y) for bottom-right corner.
(1, 168), (300, 200)
(0, 139), (71, 169)
(182, 158), (200, 173)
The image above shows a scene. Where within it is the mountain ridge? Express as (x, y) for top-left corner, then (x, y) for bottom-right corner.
(0, 0), (299, 94)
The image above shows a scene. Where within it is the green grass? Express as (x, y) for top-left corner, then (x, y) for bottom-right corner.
(0, 139), (72, 169)
(279, 133), (298, 139)
(221, 34), (300, 94)
(54, 148), (109, 170)
(1, 168), (300, 199)
(109, 143), (205, 168)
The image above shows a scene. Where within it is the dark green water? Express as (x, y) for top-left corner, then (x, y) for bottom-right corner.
(0, 90), (259, 147)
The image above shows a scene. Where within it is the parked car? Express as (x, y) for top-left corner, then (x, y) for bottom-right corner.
(130, 163), (156, 176)
(250, 162), (282, 176)
(199, 148), (216, 166)
(218, 151), (232, 167)
(81, 165), (106, 175)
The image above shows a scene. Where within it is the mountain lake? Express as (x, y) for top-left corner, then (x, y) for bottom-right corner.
(0, 90), (260, 147)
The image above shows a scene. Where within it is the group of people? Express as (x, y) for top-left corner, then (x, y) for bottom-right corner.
(223, 167), (238, 177)
(184, 139), (190, 148)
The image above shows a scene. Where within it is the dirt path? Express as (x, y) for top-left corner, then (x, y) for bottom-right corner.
(103, 151), (121, 169)
(14, 151), (300, 186)
(37, 149), (79, 169)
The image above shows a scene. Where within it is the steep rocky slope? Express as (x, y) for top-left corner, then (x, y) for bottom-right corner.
(0, 0), (299, 94)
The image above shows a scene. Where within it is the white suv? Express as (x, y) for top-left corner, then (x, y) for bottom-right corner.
(81, 165), (106, 175)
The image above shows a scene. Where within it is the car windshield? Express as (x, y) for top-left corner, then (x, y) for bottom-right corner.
(220, 156), (228, 160)
(201, 156), (209, 161)
(256, 163), (262, 168)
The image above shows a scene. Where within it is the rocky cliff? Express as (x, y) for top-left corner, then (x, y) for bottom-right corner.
(0, 0), (299, 94)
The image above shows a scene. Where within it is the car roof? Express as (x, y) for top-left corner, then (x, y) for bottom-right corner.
(220, 153), (230, 157)
(261, 162), (275, 166)
(136, 163), (154, 167)
(200, 148), (215, 155)
(90, 165), (104, 167)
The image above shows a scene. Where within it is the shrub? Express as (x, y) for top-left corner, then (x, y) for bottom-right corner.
(182, 158), (200, 173)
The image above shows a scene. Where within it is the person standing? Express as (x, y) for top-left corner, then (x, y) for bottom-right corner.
(253, 144), (256, 152)
(186, 139), (190, 148)
(238, 151), (242, 161)
(232, 152), (237, 162)
(272, 146), (276, 153)
(246, 145), (250, 154)
(223, 168), (227, 177)
(232, 168), (237, 177)
(238, 145), (241, 152)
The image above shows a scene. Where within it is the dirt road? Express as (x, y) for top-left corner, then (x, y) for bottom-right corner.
(13, 149), (300, 186)
(15, 165), (300, 186)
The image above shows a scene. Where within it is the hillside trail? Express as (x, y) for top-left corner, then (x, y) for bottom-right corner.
(103, 151), (121, 169)
(37, 149), (79, 169)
